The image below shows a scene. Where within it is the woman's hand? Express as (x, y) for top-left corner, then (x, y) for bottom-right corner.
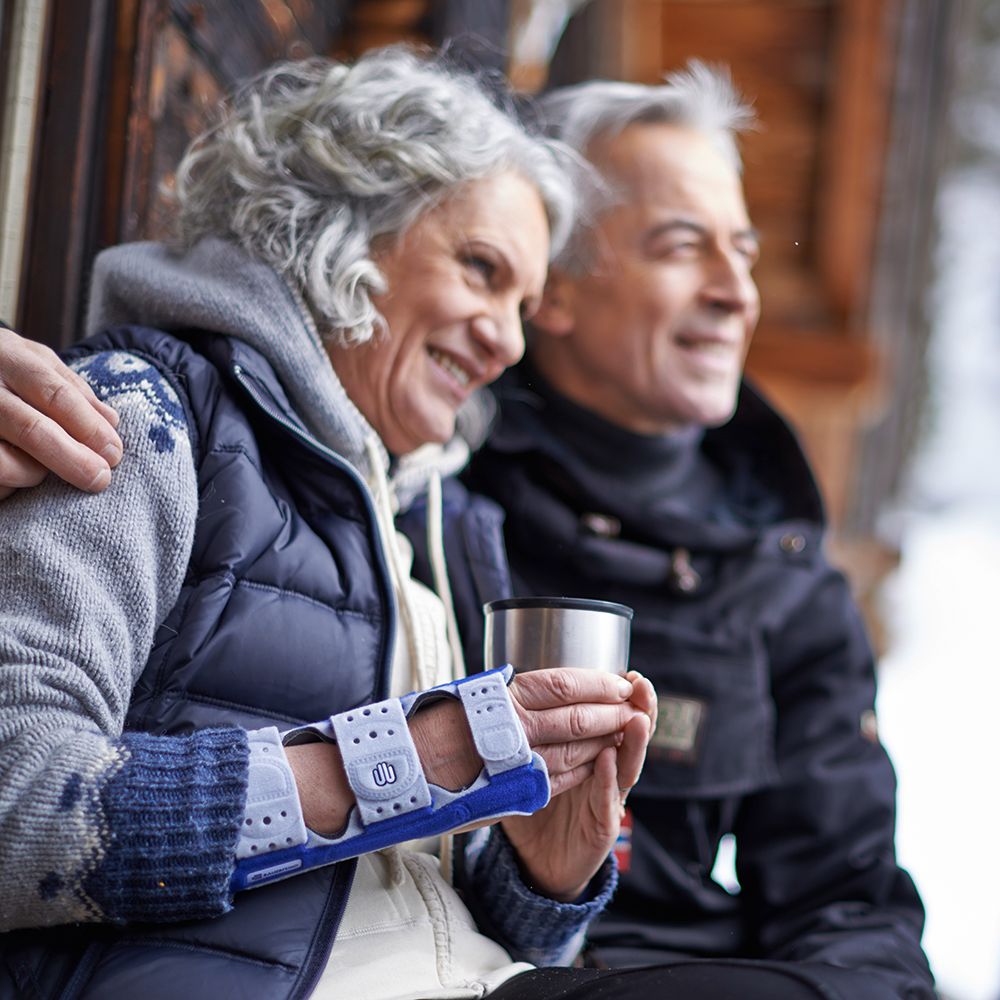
(508, 667), (651, 798)
(287, 669), (649, 841)
(502, 670), (657, 901)
(0, 325), (122, 497)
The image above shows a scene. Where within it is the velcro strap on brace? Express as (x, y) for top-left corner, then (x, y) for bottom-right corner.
(236, 727), (309, 860)
(454, 671), (532, 774)
(331, 698), (431, 825)
(231, 666), (549, 893)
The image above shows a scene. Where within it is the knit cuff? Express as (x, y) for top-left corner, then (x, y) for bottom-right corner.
(82, 728), (249, 923)
(465, 826), (617, 966)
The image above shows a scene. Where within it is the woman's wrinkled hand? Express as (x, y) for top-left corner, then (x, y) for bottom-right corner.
(504, 669), (657, 901)
(0, 325), (122, 498)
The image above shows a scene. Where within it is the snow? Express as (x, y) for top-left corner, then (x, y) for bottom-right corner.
(876, 164), (1000, 1000)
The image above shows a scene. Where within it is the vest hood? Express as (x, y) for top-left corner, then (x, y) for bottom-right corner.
(87, 238), (467, 509)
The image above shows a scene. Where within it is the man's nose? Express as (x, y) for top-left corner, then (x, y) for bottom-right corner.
(702, 250), (759, 315)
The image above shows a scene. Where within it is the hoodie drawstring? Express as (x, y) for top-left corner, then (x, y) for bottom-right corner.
(364, 441), (468, 884)
(427, 470), (467, 884)
(365, 436), (433, 692)
(427, 471), (466, 684)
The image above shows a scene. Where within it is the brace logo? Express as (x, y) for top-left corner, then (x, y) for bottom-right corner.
(372, 762), (397, 787)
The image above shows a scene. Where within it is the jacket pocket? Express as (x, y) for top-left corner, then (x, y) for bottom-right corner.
(631, 618), (779, 799)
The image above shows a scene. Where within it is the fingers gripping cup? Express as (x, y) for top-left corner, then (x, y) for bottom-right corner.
(484, 597), (634, 676)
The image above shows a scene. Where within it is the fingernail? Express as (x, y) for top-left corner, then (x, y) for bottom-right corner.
(617, 679), (633, 698)
(102, 442), (123, 467)
(87, 467), (112, 492)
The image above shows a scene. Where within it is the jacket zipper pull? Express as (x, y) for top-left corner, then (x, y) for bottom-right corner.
(668, 547), (701, 594)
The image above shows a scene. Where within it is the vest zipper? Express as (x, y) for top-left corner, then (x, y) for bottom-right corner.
(230, 363), (397, 695)
(232, 364), (397, 1000)
(291, 857), (359, 1000)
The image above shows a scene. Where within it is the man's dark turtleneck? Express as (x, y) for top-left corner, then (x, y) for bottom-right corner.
(489, 356), (740, 535)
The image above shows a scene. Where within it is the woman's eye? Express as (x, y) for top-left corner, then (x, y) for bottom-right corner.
(464, 255), (496, 282)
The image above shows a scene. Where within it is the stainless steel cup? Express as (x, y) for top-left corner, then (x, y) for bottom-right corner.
(483, 597), (634, 675)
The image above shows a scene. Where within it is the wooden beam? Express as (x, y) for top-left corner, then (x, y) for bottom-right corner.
(19, 0), (115, 349)
(115, 0), (164, 244)
(0, 0), (51, 329)
(815, 0), (900, 323)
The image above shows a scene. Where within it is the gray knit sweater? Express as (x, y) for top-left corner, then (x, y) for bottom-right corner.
(0, 239), (611, 959)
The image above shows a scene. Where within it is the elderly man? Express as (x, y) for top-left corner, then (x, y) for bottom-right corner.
(0, 63), (934, 1000)
(408, 65), (935, 1000)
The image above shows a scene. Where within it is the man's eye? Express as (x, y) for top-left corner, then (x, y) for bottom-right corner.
(650, 241), (698, 259)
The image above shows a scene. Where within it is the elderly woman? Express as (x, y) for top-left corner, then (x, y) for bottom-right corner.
(0, 47), (656, 1000)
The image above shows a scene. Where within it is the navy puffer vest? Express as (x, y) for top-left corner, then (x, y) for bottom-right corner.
(1, 325), (397, 1000)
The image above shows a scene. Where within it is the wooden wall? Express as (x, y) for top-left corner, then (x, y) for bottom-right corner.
(12, 0), (957, 617)
(16, 0), (348, 350)
(14, 0), (516, 349)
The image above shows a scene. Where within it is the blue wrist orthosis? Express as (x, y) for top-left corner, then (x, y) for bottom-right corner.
(231, 665), (549, 892)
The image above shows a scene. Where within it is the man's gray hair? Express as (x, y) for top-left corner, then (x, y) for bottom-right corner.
(540, 60), (754, 170)
(538, 61), (754, 271)
(174, 46), (579, 345)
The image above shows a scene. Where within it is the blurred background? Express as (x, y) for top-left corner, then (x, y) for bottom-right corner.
(0, 1), (996, 996)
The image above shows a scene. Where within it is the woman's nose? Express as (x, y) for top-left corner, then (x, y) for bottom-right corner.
(473, 308), (526, 369)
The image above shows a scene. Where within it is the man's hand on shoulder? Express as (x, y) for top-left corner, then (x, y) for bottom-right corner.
(0, 323), (122, 498)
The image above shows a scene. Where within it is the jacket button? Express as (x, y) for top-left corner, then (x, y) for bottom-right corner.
(779, 533), (806, 553)
(581, 512), (621, 538)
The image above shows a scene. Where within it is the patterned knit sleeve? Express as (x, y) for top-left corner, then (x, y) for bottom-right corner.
(0, 350), (248, 930)
(457, 826), (618, 966)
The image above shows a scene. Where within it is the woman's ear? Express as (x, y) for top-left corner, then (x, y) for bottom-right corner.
(530, 270), (576, 338)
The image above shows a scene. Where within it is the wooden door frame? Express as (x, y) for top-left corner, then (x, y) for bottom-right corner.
(17, 0), (168, 349)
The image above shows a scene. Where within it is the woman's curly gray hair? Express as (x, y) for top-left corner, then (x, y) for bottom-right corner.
(174, 46), (579, 345)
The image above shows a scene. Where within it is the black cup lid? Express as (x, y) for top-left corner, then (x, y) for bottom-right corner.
(484, 596), (634, 620)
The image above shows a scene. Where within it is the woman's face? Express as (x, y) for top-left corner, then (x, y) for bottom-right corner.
(326, 171), (550, 455)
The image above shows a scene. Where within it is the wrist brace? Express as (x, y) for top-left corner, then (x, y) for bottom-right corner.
(231, 665), (548, 892)
(235, 727), (308, 861)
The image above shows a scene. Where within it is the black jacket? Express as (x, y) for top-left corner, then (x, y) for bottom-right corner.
(405, 362), (935, 1000)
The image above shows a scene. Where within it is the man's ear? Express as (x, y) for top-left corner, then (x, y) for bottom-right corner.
(530, 269), (576, 338)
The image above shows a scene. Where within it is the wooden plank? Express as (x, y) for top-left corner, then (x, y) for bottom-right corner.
(658, 0), (834, 331)
(124, 16), (224, 242)
(0, 0), (51, 329)
(106, 0), (155, 245)
(150, 23), (226, 239)
(815, 0), (899, 321)
(596, 0), (664, 82)
(169, 0), (322, 89)
(19, 0), (114, 348)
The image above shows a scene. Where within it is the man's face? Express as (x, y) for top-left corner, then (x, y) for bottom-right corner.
(532, 123), (760, 434)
